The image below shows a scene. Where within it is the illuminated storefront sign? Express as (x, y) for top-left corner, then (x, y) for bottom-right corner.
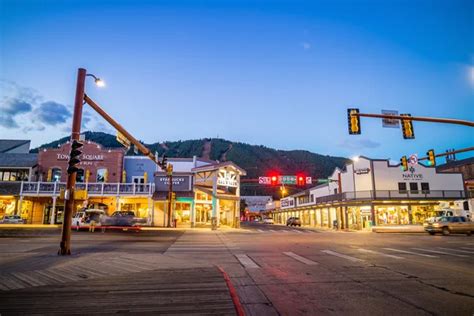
(217, 170), (238, 187)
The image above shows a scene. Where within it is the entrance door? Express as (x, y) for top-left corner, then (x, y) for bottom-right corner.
(361, 214), (372, 230)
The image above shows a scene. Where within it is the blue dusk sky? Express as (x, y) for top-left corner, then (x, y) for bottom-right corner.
(1, 0), (473, 162)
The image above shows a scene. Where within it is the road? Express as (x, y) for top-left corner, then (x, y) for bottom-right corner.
(0, 224), (473, 315)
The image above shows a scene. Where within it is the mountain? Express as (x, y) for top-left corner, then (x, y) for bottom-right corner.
(32, 131), (349, 196)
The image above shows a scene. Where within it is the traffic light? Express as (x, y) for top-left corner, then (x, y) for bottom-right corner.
(297, 175), (305, 186)
(401, 114), (415, 139)
(67, 140), (83, 175)
(347, 108), (361, 135)
(160, 154), (168, 170)
(270, 175), (279, 186)
(171, 192), (176, 200)
(400, 155), (408, 172)
(426, 149), (436, 166)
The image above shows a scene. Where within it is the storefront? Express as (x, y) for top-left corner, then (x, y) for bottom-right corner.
(273, 156), (466, 230)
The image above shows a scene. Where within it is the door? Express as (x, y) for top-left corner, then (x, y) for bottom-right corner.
(132, 176), (145, 192)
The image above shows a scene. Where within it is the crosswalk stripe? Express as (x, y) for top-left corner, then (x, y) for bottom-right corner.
(257, 229), (265, 233)
(460, 247), (474, 251)
(269, 230), (277, 233)
(411, 248), (469, 258)
(292, 230), (303, 234)
(357, 248), (404, 259)
(283, 252), (318, 265)
(235, 254), (259, 268)
(321, 250), (364, 262)
(282, 230), (291, 233)
(438, 247), (474, 254)
(383, 248), (438, 258)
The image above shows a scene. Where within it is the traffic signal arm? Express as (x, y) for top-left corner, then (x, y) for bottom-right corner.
(353, 112), (474, 127)
(418, 146), (474, 163)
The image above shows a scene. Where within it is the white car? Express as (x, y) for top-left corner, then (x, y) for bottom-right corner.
(263, 218), (274, 224)
(72, 209), (105, 229)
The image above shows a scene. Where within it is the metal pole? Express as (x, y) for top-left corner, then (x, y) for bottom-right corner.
(418, 146), (474, 161)
(59, 68), (86, 255)
(355, 113), (474, 128)
(167, 165), (173, 227)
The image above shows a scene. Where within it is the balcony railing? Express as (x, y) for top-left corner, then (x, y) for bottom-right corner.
(20, 181), (154, 196)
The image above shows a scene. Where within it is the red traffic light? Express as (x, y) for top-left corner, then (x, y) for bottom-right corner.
(270, 175), (279, 185)
(297, 175), (306, 186)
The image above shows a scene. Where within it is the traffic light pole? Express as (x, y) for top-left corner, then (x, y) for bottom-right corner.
(417, 146), (474, 162)
(167, 165), (173, 228)
(354, 113), (474, 128)
(59, 68), (86, 255)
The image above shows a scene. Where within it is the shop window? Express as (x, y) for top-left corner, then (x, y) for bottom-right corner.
(310, 194), (314, 202)
(97, 168), (107, 182)
(409, 183), (419, 194)
(52, 168), (61, 182)
(76, 169), (85, 183)
(421, 183), (430, 194)
(398, 182), (407, 193)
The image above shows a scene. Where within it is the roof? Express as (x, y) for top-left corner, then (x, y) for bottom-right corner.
(0, 153), (38, 168)
(437, 157), (474, 170)
(0, 140), (30, 153)
(191, 161), (247, 175)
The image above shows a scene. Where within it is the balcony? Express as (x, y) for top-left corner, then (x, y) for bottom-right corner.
(20, 181), (154, 196)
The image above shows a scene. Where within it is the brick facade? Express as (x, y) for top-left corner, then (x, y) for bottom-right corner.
(38, 141), (125, 183)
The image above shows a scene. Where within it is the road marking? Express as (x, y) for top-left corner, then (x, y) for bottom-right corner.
(460, 247), (474, 251)
(257, 229), (265, 233)
(292, 230), (303, 234)
(235, 254), (259, 268)
(411, 248), (469, 258)
(269, 229), (277, 233)
(321, 250), (364, 262)
(438, 247), (474, 254)
(282, 230), (291, 233)
(283, 252), (318, 265)
(357, 248), (404, 259)
(383, 248), (438, 258)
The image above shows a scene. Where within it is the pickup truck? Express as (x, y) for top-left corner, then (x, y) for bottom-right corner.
(424, 216), (474, 236)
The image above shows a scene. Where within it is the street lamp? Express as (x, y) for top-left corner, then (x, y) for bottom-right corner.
(58, 68), (103, 256)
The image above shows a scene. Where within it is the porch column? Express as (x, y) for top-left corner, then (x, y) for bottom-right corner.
(147, 197), (152, 226)
(408, 205), (413, 224)
(17, 196), (23, 216)
(211, 171), (218, 230)
(327, 208), (332, 228)
(344, 206), (349, 229)
(336, 207), (341, 230)
(191, 200), (196, 228)
(50, 196), (57, 224)
(371, 204), (376, 226)
(116, 197), (121, 211)
(235, 175), (241, 228)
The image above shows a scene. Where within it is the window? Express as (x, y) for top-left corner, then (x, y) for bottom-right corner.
(97, 168), (108, 182)
(310, 194), (314, 202)
(76, 169), (85, 183)
(51, 168), (61, 182)
(421, 183), (430, 194)
(398, 182), (407, 193)
(409, 183), (418, 194)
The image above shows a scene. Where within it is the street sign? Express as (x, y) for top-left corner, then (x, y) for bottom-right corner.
(409, 154), (418, 165)
(381, 110), (400, 128)
(306, 177), (312, 184)
(281, 175), (296, 185)
(258, 176), (271, 185)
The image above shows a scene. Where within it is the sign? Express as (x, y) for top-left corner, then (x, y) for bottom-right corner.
(116, 131), (131, 148)
(73, 189), (88, 200)
(56, 153), (104, 161)
(354, 168), (370, 175)
(381, 110), (400, 128)
(402, 166), (424, 181)
(281, 175), (296, 185)
(217, 170), (238, 187)
(409, 154), (418, 165)
(306, 177), (312, 184)
(258, 176), (271, 185)
(281, 199), (291, 207)
(155, 175), (192, 191)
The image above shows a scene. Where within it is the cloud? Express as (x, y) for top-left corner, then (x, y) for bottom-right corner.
(0, 97), (33, 128)
(33, 101), (71, 126)
(338, 139), (381, 150)
(301, 42), (311, 50)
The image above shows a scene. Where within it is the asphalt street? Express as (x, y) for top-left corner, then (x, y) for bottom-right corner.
(0, 224), (473, 315)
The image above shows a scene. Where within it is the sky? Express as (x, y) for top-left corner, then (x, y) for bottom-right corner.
(1, 0), (473, 163)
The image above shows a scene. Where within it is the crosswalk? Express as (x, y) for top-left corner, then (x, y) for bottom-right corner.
(253, 228), (317, 234)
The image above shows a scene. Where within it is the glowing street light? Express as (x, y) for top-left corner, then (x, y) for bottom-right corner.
(86, 73), (106, 87)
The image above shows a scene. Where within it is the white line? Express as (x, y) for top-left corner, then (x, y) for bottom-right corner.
(292, 230), (303, 234)
(411, 248), (469, 258)
(438, 247), (474, 254)
(383, 248), (438, 258)
(235, 254), (259, 268)
(357, 248), (404, 259)
(321, 250), (364, 262)
(257, 229), (265, 233)
(282, 230), (291, 233)
(460, 247), (474, 251)
(283, 252), (318, 265)
(269, 229), (277, 233)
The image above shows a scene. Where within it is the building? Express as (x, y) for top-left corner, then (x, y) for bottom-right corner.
(0, 140), (37, 221)
(1, 138), (246, 229)
(273, 156), (466, 230)
(437, 156), (474, 211)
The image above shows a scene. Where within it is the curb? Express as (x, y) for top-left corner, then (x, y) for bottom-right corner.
(217, 266), (245, 316)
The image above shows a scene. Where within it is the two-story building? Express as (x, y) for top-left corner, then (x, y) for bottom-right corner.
(274, 156), (466, 230)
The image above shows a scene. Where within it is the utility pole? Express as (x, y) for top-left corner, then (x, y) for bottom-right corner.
(167, 163), (173, 227)
(59, 68), (86, 255)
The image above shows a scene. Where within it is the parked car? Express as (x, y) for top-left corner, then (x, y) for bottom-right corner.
(0, 215), (26, 224)
(424, 216), (474, 236)
(72, 209), (105, 229)
(263, 217), (274, 224)
(286, 217), (302, 227)
(100, 211), (146, 227)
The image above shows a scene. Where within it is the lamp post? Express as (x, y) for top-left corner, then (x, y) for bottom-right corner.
(58, 68), (104, 255)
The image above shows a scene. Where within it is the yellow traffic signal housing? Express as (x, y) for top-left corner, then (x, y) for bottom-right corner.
(426, 149), (436, 166)
(171, 192), (176, 200)
(347, 108), (361, 135)
(400, 156), (408, 171)
(401, 114), (415, 139)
